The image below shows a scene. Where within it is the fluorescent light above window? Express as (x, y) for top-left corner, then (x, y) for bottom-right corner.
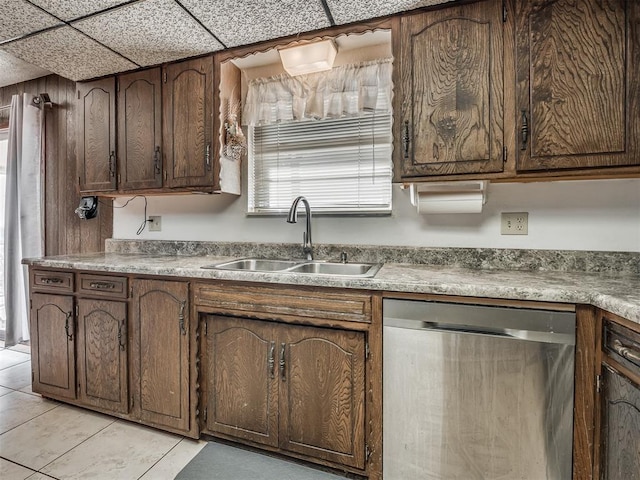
(278, 40), (337, 76)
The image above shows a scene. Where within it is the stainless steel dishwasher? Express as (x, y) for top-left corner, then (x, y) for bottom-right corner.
(383, 299), (576, 480)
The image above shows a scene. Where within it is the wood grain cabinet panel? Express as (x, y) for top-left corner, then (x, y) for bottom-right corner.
(30, 293), (76, 400)
(76, 298), (128, 414)
(599, 365), (640, 480)
(117, 68), (163, 191)
(77, 77), (116, 192)
(163, 57), (214, 189)
(516, 0), (640, 171)
(280, 325), (366, 469)
(201, 314), (366, 470)
(203, 316), (279, 447)
(398, 0), (504, 177)
(131, 279), (190, 433)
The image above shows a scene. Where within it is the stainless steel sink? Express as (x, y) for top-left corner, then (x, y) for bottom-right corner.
(202, 258), (299, 272)
(202, 257), (382, 278)
(287, 261), (381, 277)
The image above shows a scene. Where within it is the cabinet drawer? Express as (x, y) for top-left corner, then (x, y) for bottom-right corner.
(604, 319), (640, 377)
(78, 274), (128, 299)
(194, 282), (372, 323)
(32, 270), (74, 293)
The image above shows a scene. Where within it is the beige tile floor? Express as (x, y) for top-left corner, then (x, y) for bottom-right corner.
(0, 343), (206, 479)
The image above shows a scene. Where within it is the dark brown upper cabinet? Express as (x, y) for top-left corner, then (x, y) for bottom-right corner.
(516, 0), (640, 172)
(163, 56), (214, 189)
(398, 0), (505, 178)
(117, 68), (163, 191)
(77, 78), (117, 193)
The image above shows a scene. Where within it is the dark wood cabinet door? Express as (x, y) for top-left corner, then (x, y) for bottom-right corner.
(600, 365), (640, 480)
(203, 316), (279, 447)
(131, 279), (190, 432)
(77, 77), (117, 192)
(399, 0), (504, 177)
(76, 298), (128, 414)
(163, 56), (214, 189)
(30, 293), (76, 400)
(117, 68), (163, 190)
(279, 325), (366, 469)
(516, 0), (640, 171)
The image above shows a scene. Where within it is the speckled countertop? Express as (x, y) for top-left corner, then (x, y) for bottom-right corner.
(23, 241), (640, 325)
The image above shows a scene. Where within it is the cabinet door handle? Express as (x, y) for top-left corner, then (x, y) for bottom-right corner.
(41, 277), (63, 285)
(118, 319), (126, 351)
(109, 151), (116, 177)
(520, 110), (529, 151)
(154, 146), (161, 175)
(613, 339), (640, 366)
(268, 341), (275, 379)
(89, 281), (115, 290)
(402, 120), (410, 159)
(178, 301), (186, 335)
(279, 343), (286, 381)
(65, 311), (73, 341)
(205, 143), (211, 170)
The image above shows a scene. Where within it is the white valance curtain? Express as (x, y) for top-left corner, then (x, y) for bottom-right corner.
(243, 58), (392, 125)
(4, 94), (44, 346)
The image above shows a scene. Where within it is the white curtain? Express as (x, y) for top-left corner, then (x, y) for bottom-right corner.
(4, 94), (44, 346)
(243, 58), (392, 125)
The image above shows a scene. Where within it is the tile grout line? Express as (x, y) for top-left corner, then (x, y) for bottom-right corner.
(136, 437), (188, 479)
(35, 416), (118, 476)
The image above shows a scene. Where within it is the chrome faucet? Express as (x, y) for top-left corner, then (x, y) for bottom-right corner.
(287, 196), (313, 260)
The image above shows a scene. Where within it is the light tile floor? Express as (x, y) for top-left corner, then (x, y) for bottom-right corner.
(0, 344), (206, 479)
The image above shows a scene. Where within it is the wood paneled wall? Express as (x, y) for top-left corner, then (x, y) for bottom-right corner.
(0, 74), (112, 255)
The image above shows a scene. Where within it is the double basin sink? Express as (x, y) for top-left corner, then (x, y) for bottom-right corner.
(202, 257), (382, 278)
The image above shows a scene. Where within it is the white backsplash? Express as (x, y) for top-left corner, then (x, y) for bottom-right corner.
(112, 178), (640, 252)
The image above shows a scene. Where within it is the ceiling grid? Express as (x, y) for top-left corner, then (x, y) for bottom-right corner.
(0, 0), (454, 86)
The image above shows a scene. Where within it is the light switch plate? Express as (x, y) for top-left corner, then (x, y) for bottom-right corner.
(501, 212), (528, 235)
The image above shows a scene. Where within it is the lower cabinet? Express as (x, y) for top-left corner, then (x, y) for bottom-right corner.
(598, 314), (640, 480)
(201, 314), (366, 470)
(30, 293), (76, 400)
(76, 298), (128, 414)
(131, 278), (191, 434)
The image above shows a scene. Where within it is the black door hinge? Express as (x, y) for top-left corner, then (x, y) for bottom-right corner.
(502, 1), (507, 22)
(203, 408), (208, 423)
(503, 146), (507, 163)
(365, 342), (370, 359)
(163, 71), (167, 83)
(596, 374), (602, 393)
(203, 321), (208, 336)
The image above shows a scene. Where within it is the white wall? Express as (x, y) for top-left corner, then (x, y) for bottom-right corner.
(112, 178), (640, 252)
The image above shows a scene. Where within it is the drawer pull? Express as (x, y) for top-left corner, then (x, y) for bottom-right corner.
(41, 277), (63, 285)
(613, 339), (640, 365)
(89, 281), (115, 290)
(65, 311), (74, 341)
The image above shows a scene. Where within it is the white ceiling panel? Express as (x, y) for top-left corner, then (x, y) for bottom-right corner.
(180, 0), (331, 48)
(326, 0), (455, 25)
(0, 0), (62, 42)
(72, 0), (224, 66)
(0, 50), (51, 88)
(0, 27), (137, 81)
(28, 0), (134, 21)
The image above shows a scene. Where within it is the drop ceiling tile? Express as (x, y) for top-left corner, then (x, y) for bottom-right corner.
(0, 0), (62, 42)
(1, 26), (137, 82)
(72, 0), (223, 66)
(180, 0), (331, 48)
(0, 50), (51, 88)
(29, 0), (133, 21)
(326, 0), (456, 25)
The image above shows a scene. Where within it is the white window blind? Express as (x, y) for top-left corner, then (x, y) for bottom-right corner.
(248, 111), (392, 214)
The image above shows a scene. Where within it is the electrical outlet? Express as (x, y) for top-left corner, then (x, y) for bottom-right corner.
(148, 216), (162, 232)
(501, 212), (528, 235)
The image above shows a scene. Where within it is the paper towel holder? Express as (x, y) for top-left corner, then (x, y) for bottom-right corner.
(406, 180), (488, 214)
